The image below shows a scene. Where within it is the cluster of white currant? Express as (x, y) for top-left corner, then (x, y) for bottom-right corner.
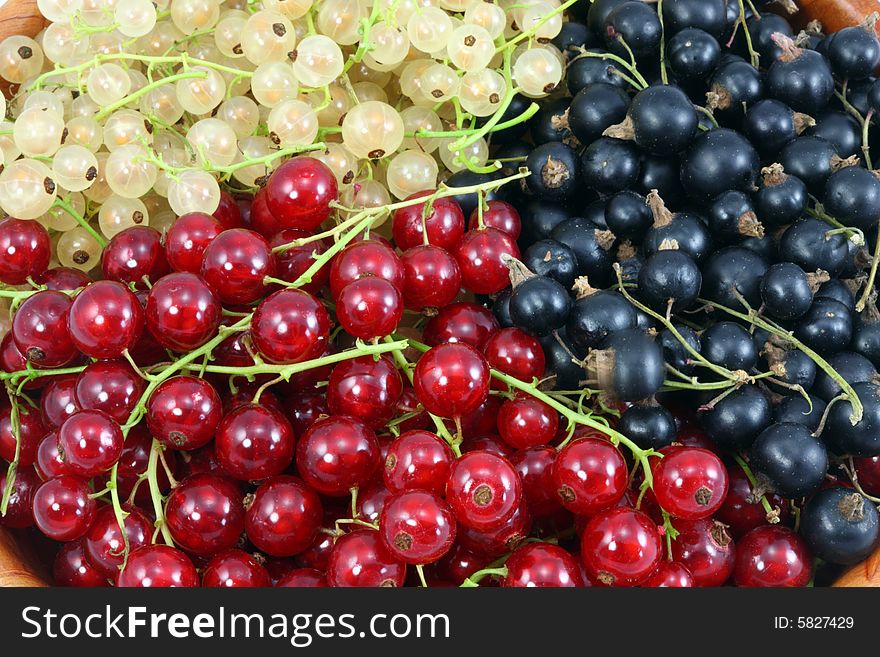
(0, 0), (569, 272)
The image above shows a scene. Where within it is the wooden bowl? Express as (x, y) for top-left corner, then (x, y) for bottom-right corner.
(2, 0), (880, 587)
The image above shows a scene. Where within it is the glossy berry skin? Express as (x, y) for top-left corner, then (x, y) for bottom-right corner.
(251, 289), (330, 364)
(74, 359), (145, 423)
(453, 228), (520, 295)
(34, 432), (66, 480)
(0, 467), (40, 528)
(100, 226), (169, 288)
(502, 543), (584, 588)
(296, 416), (380, 496)
(116, 545), (199, 587)
(114, 426), (175, 503)
(336, 277), (403, 340)
(202, 550), (272, 588)
(483, 328), (545, 384)
(423, 302), (500, 350)
(641, 561), (694, 588)
(400, 245), (462, 310)
(164, 473), (245, 556)
(34, 267), (91, 291)
(146, 376), (222, 450)
(468, 200), (521, 239)
(53, 540), (109, 587)
(414, 343), (490, 418)
(0, 218), (51, 285)
(446, 450), (522, 531)
(0, 404), (45, 466)
(215, 403), (295, 481)
(265, 157), (338, 230)
(145, 272), (222, 352)
(383, 430), (454, 497)
(379, 490), (457, 564)
(329, 240), (404, 300)
(245, 476), (323, 557)
(671, 518), (736, 587)
(275, 568), (328, 587)
(510, 446), (562, 518)
(269, 229), (330, 295)
(67, 281), (144, 359)
(164, 211), (223, 273)
(552, 438), (627, 516)
(56, 410), (123, 478)
(392, 192), (465, 250)
(652, 447), (728, 520)
(327, 355), (403, 430)
(458, 502), (529, 557)
(733, 526), (812, 587)
(497, 396), (558, 449)
(33, 475), (96, 541)
(200, 228), (276, 305)
(11, 291), (77, 367)
(628, 85), (698, 156)
(715, 463), (787, 539)
(800, 487), (879, 565)
(581, 507), (662, 587)
(327, 529), (407, 587)
(83, 505), (151, 578)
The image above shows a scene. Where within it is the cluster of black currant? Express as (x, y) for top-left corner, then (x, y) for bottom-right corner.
(445, 0), (880, 579)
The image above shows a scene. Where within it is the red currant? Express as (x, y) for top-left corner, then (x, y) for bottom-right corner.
(715, 461), (788, 538)
(201, 228), (276, 304)
(248, 187), (284, 237)
(326, 529), (407, 587)
(0, 404), (46, 466)
(251, 288), (330, 363)
(83, 505), (151, 578)
(0, 466), (40, 528)
(392, 192), (465, 250)
(423, 301), (499, 349)
(497, 395), (559, 449)
(202, 549), (272, 587)
(11, 290), (77, 367)
(145, 272), (222, 352)
(40, 375), (80, 430)
(552, 437), (627, 516)
(336, 277), (403, 340)
(270, 229), (330, 295)
(265, 157), (338, 230)
(329, 239), (404, 300)
(414, 342), (490, 418)
(852, 456), (880, 496)
(146, 375), (222, 450)
(114, 426), (176, 503)
(670, 518), (736, 587)
(67, 281), (144, 359)
(296, 415), (380, 496)
(165, 473), (245, 556)
(502, 543), (583, 587)
(327, 355), (403, 429)
(652, 446), (729, 519)
(216, 403), (295, 481)
(214, 189), (243, 229)
(446, 450), (522, 530)
(100, 226), (169, 288)
(0, 218), (51, 285)
(510, 446), (563, 518)
(580, 507), (663, 587)
(33, 475), (96, 541)
(56, 410), (123, 477)
(284, 390), (329, 435)
(54, 540), (109, 587)
(245, 475), (323, 557)
(380, 490), (456, 564)
(34, 267), (91, 291)
(453, 228), (520, 295)
(640, 561), (695, 588)
(74, 359), (145, 423)
(400, 245), (461, 310)
(356, 480), (391, 522)
(733, 525), (811, 587)
(275, 568), (328, 587)
(438, 543), (491, 585)
(483, 327), (545, 384)
(383, 430), (454, 497)
(164, 212), (223, 273)
(35, 432), (66, 480)
(116, 545), (199, 587)
(468, 200), (521, 239)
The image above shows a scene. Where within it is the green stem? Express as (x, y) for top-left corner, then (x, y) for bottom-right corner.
(732, 454), (779, 521)
(657, 0), (668, 85)
(147, 439), (175, 546)
(460, 566), (509, 587)
(54, 196), (107, 248)
(738, 0), (760, 68)
(94, 70), (207, 121)
(856, 221), (880, 312)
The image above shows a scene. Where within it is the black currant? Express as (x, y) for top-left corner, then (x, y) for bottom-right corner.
(568, 83), (630, 145)
(509, 275), (572, 337)
(749, 422), (828, 498)
(522, 239), (579, 289)
(698, 384), (771, 450)
(566, 288), (638, 351)
(680, 128), (759, 203)
(637, 249), (702, 312)
(618, 403), (677, 450)
(759, 262), (813, 321)
(800, 487), (880, 565)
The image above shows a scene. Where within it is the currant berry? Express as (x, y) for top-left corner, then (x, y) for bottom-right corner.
(329, 239), (404, 300)
(33, 475), (96, 541)
(11, 290), (77, 367)
(56, 410), (124, 478)
(336, 277), (404, 340)
(202, 549), (272, 588)
(0, 218), (51, 285)
(251, 289), (330, 363)
(215, 403), (296, 481)
(552, 437), (627, 516)
(200, 228), (276, 305)
(580, 507), (662, 587)
(327, 355), (403, 429)
(414, 342), (490, 418)
(400, 244), (462, 310)
(652, 447), (729, 520)
(67, 281), (144, 359)
(146, 376), (222, 450)
(145, 272), (222, 352)
(392, 192), (465, 250)
(245, 475), (323, 557)
(164, 212), (223, 274)
(670, 518), (736, 587)
(733, 525), (812, 587)
(453, 227), (520, 295)
(383, 430), (454, 497)
(164, 473), (245, 556)
(379, 490), (457, 564)
(0, 404), (46, 466)
(54, 540), (109, 587)
(116, 545), (199, 587)
(326, 529), (407, 587)
(497, 395), (559, 449)
(101, 226), (170, 288)
(423, 301), (500, 350)
(483, 327), (545, 384)
(502, 543), (584, 588)
(295, 416), (380, 496)
(265, 157), (338, 230)
(446, 450), (522, 531)
(83, 505), (151, 578)
(74, 359), (145, 423)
